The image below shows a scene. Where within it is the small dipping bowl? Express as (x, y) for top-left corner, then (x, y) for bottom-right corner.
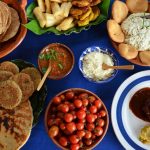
(38, 43), (75, 80)
(79, 46), (118, 83)
(45, 88), (109, 150)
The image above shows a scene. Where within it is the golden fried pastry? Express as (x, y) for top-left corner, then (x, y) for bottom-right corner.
(91, 6), (100, 21)
(0, 80), (22, 109)
(90, 0), (101, 6)
(79, 7), (92, 21)
(78, 16), (90, 26)
(126, 0), (148, 13)
(0, 71), (13, 82)
(139, 51), (150, 65)
(107, 19), (124, 43)
(118, 43), (138, 60)
(72, 0), (90, 7)
(70, 8), (83, 16)
(112, 1), (128, 23)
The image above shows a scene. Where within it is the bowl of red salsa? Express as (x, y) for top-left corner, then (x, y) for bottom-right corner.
(38, 43), (75, 80)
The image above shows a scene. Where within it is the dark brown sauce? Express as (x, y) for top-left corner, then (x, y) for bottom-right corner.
(129, 88), (150, 122)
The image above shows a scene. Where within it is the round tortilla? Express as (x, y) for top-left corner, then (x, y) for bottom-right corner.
(0, 101), (33, 150)
(10, 73), (34, 102)
(0, 80), (22, 109)
(21, 67), (42, 90)
(1, 7), (20, 42)
(0, 71), (13, 82)
(0, 61), (19, 75)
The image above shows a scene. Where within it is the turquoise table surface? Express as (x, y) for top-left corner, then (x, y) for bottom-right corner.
(1, 0), (149, 149)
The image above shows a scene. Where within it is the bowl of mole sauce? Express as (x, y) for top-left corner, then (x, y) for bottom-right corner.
(129, 87), (150, 122)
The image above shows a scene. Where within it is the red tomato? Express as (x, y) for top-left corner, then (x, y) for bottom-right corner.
(80, 106), (86, 111)
(59, 137), (68, 147)
(89, 105), (97, 113)
(66, 91), (75, 99)
(92, 134), (96, 140)
(86, 114), (95, 123)
(84, 131), (92, 139)
(94, 126), (103, 136)
(58, 104), (69, 113)
(79, 141), (83, 148)
(99, 110), (106, 117)
(48, 126), (59, 137)
(47, 118), (54, 126)
(86, 123), (95, 131)
(96, 119), (105, 127)
(64, 113), (73, 123)
(76, 122), (84, 130)
(60, 94), (65, 101)
(94, 99), (102, 109)
(78, 118), (86, 123)
(69, 103), (75, 111)
(60, 123), (66, 130)
(70, 144), (80, 150)
(76, 130), (85, 139)
(84, 139), (92, 146)
(66, 122), (76, 133)
(76, 110), (86, 120)
(63, 129), (71, 135)
(78, 93), (88, 100)
(94, 114), (98, 120)
(55, 118), (61, 125)
(53, 96), (61, 105)
(51, 106), (56, 113)
(82, 99), (89, 107)
(57, 112), (64, 119)
(74, 99), (82, 108)
(88, 96), (96, 103)
(69, 135), (79, 144)
(70, 111), (77, 119)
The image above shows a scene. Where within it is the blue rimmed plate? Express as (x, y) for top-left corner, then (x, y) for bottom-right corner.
(111, 70), (150, 150)
(79, 46), (118, 83)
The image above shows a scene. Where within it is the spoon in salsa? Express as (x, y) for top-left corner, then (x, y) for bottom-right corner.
(102, 63), (134, 70)
(37, 61), (51, 91)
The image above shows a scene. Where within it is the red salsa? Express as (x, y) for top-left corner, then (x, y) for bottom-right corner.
(38, 44), (74, 79)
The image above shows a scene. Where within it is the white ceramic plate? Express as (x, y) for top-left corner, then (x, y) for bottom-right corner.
(111, 70), (150, 150)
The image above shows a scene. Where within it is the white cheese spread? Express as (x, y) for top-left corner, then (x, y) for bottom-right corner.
(121, 13), (150, 51)
(82, 51), (114, 81)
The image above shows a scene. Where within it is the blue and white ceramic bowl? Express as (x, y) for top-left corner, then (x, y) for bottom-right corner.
(79, 46), (118, 83)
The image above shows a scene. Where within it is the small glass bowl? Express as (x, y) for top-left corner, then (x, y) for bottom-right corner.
(79, 46), (118, 83)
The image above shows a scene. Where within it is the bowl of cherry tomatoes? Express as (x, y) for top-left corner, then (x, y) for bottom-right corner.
(45, 88), (109, 150)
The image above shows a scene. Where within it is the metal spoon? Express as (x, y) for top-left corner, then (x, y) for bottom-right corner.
(102, 63), (134, 70)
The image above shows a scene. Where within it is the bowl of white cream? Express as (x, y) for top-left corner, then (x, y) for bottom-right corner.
(79, 46), (118, 83)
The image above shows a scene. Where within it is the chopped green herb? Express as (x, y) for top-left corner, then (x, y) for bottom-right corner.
(39, 53), (45, 59)
(42, 67), (47, 73)
(58, 63), (63, 70)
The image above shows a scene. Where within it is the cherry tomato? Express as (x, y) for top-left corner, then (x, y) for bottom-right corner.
(78, 93), (88, 100)
(59, 137), (68, 147)
(94, 126), (103, 136)
(58, 104), (69, 113)
(77, 130), (85, 139)
(64, 113), (73, 123)
(78, 118), (86, 123)
(99, 110), (106, 117)
(60, 123), (66, 130)
(84, 131), (92, 139)
(82, 99), (89, 107)
(51, 106), (57, 113)
(92, 134), (96, 140)
(57, 112), (64, 119)
(48, 126), (59, 137)
(66, 91), (75, 99)
(76, 122), (84, 130)
(69, 103), (75, 111)
(60, 94), (65, 101)
(55, 118), (61, 125)
(88, 96), (96, 103)
(94, 99), (102, 109)
(76, 110), (86, 120)
(80, 106), (86, 111)
(79, 141), (83, 148)
(86, 114), (95, 123)
(70, 111), (77, 119)
(86, 123), (95, 131)
(53, 96), (61, 105)
(69, 135), (79, 144)
(89, 105), (97, 114)
(66, 122), (76, 133)
(84, 139), (92, 146)
(94, 114), (98, 120)
(47, 118), (54, 126)
(74, 99), (82, 108)
(96, 119), (105, 127)
(70, 144), (80, 150)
